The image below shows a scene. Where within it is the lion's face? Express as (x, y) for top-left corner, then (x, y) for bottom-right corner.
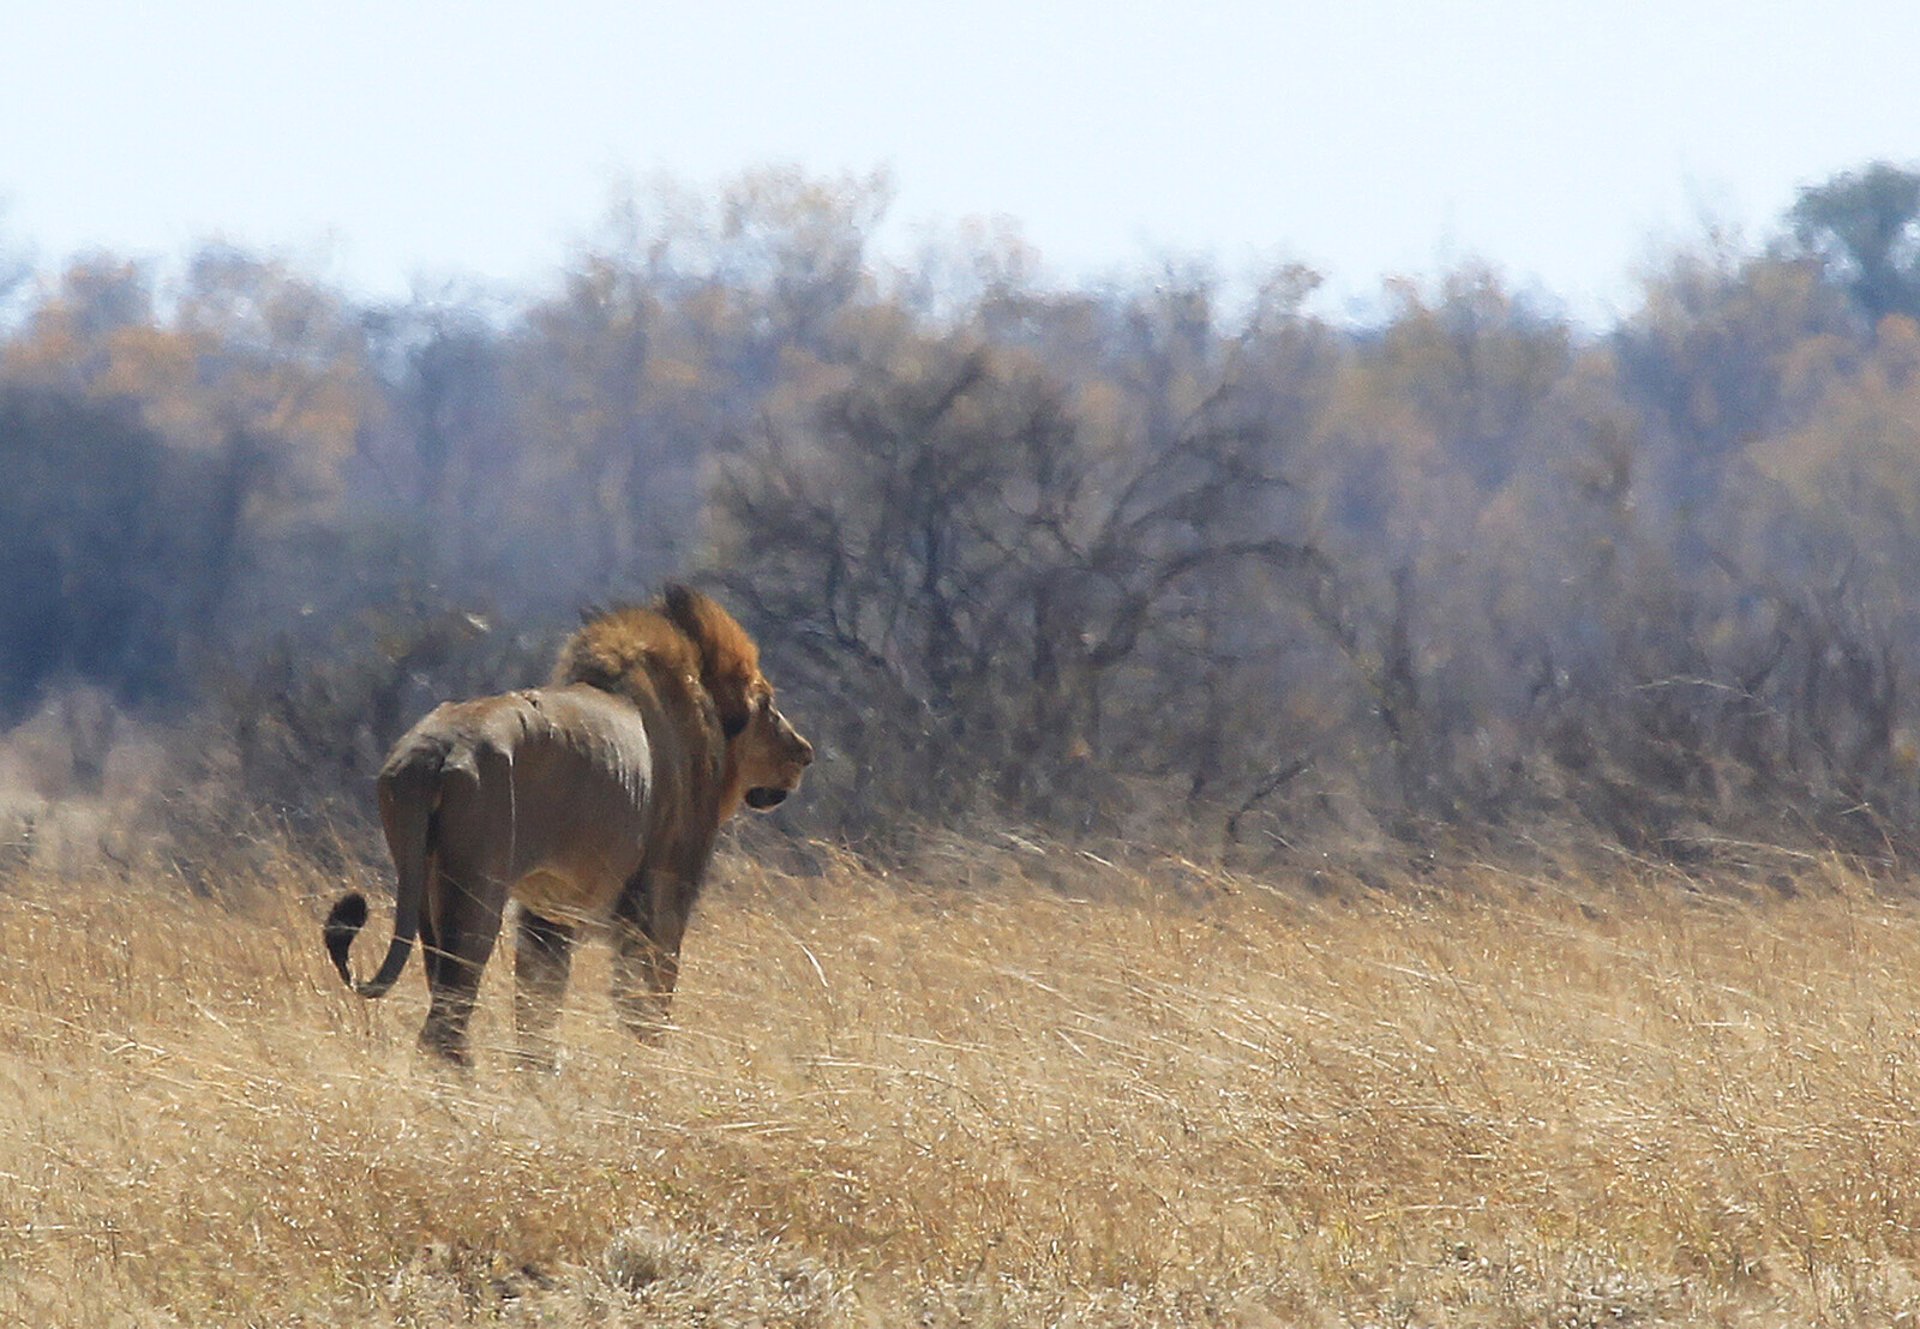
(729, 684), (814, 812)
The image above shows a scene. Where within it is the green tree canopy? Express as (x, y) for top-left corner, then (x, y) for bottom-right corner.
(1789, 161), (1920, 325)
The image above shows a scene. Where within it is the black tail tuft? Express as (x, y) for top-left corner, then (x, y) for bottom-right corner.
(324, 892), (370, 987)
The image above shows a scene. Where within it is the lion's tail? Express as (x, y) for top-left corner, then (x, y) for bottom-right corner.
(324, 749), (441, 998)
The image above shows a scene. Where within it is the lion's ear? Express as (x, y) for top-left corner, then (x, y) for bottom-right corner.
(661, 585), (761, 733)
(660, 584), (712, 639)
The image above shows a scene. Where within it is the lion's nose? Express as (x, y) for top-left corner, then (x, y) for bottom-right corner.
(795, 736), (815, 766)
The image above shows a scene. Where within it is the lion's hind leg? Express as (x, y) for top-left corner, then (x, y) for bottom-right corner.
(417, 888), (502, 1067)
(415, 760), (511, 1066)
(512, 907), (576, 1071)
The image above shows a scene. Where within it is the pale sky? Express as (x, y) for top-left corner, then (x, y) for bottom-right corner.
(4, 1), (1918, 324)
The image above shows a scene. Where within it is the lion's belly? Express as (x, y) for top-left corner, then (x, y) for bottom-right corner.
(512, 866), (622, 923)
(503, 787), (652, 925)
(491, 687), (657, 923)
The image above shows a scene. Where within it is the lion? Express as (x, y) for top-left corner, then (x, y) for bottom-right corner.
(322, 585), (813, 1066)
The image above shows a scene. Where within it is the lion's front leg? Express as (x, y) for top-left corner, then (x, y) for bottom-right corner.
(611, 924), (676, 1044)
(611, 872), (688, 1044)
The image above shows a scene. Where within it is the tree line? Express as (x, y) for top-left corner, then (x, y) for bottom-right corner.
(6, 162), (1920, 866)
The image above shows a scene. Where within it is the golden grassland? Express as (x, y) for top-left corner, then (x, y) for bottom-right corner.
(7, 835), (1920, 1325)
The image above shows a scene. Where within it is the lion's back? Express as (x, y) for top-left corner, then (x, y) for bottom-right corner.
(377, 692), (537, 786)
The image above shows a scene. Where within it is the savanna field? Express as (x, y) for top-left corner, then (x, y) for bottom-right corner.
(17, 155), (1920, 1326)
(8, 833), (1920, 1326)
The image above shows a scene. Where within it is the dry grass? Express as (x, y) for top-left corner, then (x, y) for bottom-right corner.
(6, 837), (1920, 1325)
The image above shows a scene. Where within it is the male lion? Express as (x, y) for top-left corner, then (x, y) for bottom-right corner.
(322, 586), (812, 1066)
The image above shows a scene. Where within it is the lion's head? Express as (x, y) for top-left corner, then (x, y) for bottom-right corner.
(726, 679), (815, 811)
(658, 585), (813, 815)
(557, 585), (813, 818)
